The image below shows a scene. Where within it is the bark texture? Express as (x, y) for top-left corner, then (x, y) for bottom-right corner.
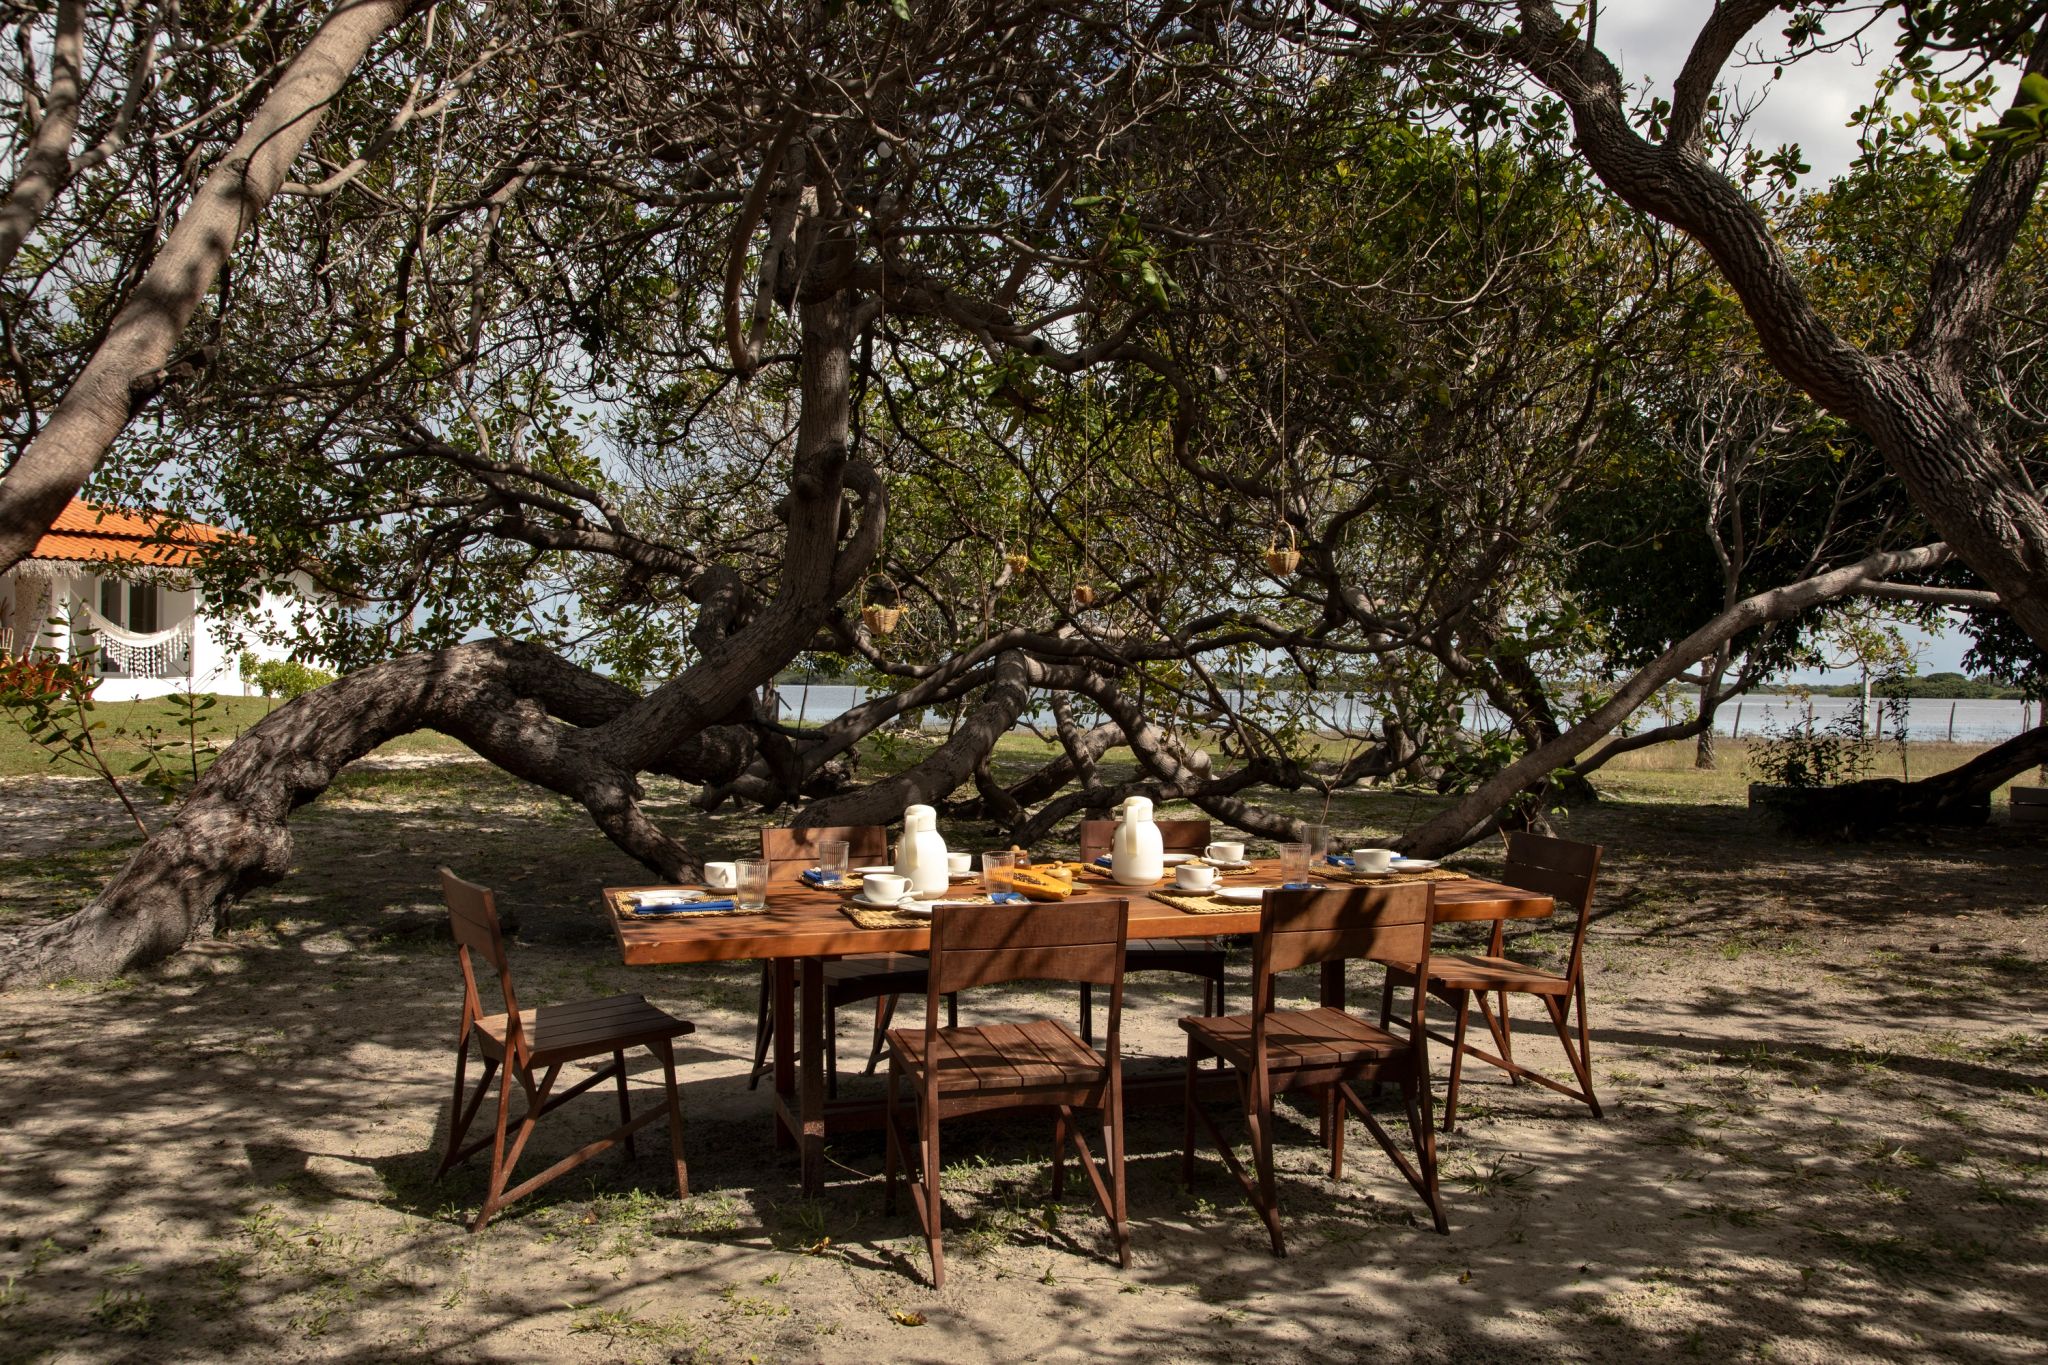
(0, 0), (408, 574)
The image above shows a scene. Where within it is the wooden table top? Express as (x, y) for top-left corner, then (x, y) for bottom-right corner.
(604, 861), (1553, 967)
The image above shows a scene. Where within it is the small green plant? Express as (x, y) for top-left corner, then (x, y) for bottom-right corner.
(1749, 712), (1874, 789)
(89, 1288), (156, 1334)
(240, 654), (336, 703)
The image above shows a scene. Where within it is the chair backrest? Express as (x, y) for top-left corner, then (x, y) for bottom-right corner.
(1501, 831), (1602, 982)
(439, 868), (524, 1059)
(1077, 817), (1212, 862)
(1250, 883), (1437, 1072)
(923, 897), (1130, 1094)
(760, 825), (888, 882)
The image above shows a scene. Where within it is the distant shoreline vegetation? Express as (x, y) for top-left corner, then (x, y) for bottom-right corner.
(772, 669), (2030, 701)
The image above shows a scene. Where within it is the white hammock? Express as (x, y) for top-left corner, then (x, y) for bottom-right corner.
(74, 598), (192, 677)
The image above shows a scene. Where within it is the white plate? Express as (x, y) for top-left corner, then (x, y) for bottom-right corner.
(948, 869), (978, 881)
(1213, 885), (1276, 903)
(1161, 852), (1194, 866)
(853, 865), (896, 876)
(1391, 858), (1440, 871)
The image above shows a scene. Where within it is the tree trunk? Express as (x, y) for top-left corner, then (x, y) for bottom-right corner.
(0, 0), (408, 574)
(0, 0), (86, 278)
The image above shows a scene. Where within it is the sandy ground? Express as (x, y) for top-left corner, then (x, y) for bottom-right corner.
(1, 762), (2045, 1364)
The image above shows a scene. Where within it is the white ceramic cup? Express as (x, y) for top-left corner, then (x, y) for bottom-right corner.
(703, 861), (738, 889)
(947, 851), (972, 874)
(1205, 841), (1245, 864)
(1351, 847), (1395, 873)
(1176, 863), (1218, 892)
(863, 872), (910, 903)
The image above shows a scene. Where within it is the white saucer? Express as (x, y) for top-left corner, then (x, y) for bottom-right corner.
(1161, 852), (1194, 865)
(1206, 859), (1253, 871)
(1213, 885), (1276, 903)
(948, 869), (978, 881)
(849, 892), (920, 911)
(852, 865), (895, 876)
(1391, 858), (1440, 871)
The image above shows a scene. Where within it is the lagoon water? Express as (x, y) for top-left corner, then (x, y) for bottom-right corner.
(769, 683), (2038, 744)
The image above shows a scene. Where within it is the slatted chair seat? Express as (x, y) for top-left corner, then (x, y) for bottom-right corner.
(475, 994), (695, 1064)
(889, 1019), (1107, 1094)
(1413, 953), (1572, 996)
(436, 870), (691, 1233)
(886, 898), (1133, 1288)
(1183, 1006), (1405, 1071)
(1181, 883), (1448, 1255)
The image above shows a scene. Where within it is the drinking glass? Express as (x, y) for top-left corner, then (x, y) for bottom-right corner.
(1302, 824), (1331, 861)
(735, 859), (770, 910)
(982, 849), (1018, 895)
(816, 839), (849, 884)
(1278, 842), (1312, 885)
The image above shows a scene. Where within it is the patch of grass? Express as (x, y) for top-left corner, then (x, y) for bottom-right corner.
(89, 1288), (156, 1334)
(570, 1302), (696, 1347)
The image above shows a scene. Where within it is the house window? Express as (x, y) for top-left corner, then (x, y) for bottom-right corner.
(128, 582), (158, 634)
(96, 577), (158, 632)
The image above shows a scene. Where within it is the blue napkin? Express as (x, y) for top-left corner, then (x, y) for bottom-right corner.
(630, 897), (737, 916)
(989, 891), (1028, 905)
(1093, 855), (1114, 868)
(1325, 854), (1355, 868)
(1281, 882), (1316, 890)
(799, 868), (843, 887)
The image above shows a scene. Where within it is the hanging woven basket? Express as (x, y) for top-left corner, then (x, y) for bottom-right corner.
(1264, 524), (1301, 576)
(862, 603), (902, 635)
(1003, 550), (1031, 576)
(1071, 582), (1096, 607)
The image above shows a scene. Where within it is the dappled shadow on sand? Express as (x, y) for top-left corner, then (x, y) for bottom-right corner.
(0, 789), (2045, 1360)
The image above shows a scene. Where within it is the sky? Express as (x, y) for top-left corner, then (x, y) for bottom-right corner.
(1598, 2), (1982, 678)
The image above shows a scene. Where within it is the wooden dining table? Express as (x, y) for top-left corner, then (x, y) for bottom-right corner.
(603, 861), (1554, 1194)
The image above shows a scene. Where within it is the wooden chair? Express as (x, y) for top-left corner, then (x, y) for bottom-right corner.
(1181, 883), (1446, 1255)
(748, 826), (956, 1097)
(885, 897), (1132, 1288)
(1380, 832), (1603, 1131)
(1075, 817), (1227, 1042)
(435, 869), (693, 1232)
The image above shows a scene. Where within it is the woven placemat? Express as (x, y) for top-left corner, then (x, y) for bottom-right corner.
(840, 895), (1002, 931)
(1149, 887), (1258, 915)
(1325, 867), (1472, 885)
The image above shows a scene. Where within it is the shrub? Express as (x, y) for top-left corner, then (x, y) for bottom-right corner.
(241, 657), (337, 700)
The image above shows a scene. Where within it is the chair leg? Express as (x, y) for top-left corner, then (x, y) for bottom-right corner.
(826, 1001), (839, 1101)
(1245, 1082), (1285, 1257)
(1180, 1046), (1200, 1187)
(474, 1064), (519, 1233)
(749, 962), (773, 1090)
(946, 993), (958, 1029)
(1051, 1109), (1068, 1199)
(439, 1046), (498, 1177)
(612, 1049), (636, 1161)
(1444, 989), (1472, 1134)
(1496, 985), (1517, 1080)
(1404, 1077), (1449, 1234)
(1574, 977), (1602, 1118)
(1106, 1089), (1131, 1269)
(657, 1039), (689, 1196)
(1329, 1087), (1346, 1180)
(922, 1090), (944, 1288)
(865, 994), (897, 1075)
(883, 1063), (901, 1215)
(1546, 987), (1604, 1119)
(1079, 981), (1094, 1046)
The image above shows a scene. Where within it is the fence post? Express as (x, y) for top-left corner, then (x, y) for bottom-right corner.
(1947, 701), (1955, 744)
(1731, 701), (1743, 738)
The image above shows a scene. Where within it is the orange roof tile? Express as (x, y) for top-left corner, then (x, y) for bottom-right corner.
(27, 498), (232, 568)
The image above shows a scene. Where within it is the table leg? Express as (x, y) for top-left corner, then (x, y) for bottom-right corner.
(772, 959), (796, 1151)
(1319, 960), (1345, 1145)
(800, 956), (827, 1195)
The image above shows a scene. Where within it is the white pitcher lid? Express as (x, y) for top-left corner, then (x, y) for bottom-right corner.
(904, 803), (937, 833)
(1122, 796), (1153, 819)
